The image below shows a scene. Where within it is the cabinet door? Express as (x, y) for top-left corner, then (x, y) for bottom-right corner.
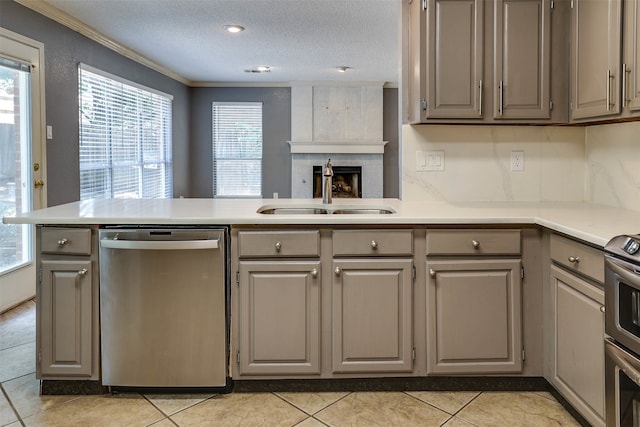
(494, 0), (550, 119)
(422, 0), (484, 119)
(39, 260), (93, 377)
(570, 0), (622, 120)
(550, 265), (605, 426)
(332, 259), (413, 373)
(426, 259), (522, 374)
(238, 261), (321, 375)
(624, 0), (640, 112)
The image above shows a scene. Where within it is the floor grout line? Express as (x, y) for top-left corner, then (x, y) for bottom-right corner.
(0, 381), (24, 426)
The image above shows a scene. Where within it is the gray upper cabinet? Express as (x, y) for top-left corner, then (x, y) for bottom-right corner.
(422, 0), (484, 120)
(409, 0), (560, 124)
(570, 0), (622, 120)
(623, 0), (640, 113)
(494, 0), (551, 119)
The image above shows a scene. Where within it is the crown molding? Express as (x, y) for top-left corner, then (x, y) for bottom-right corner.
(14, 0), (191, 86)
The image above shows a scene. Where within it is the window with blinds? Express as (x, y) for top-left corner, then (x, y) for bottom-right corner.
(78, 64), (172, 200)
(212, 102), (263, 198)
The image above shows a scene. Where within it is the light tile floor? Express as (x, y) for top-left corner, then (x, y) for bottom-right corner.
(0, 300), (581, 427)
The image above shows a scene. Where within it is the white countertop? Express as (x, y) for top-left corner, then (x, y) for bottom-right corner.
(4, 198), (639, 247)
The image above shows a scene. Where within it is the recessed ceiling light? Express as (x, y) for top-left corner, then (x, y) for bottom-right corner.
(224, 25), (245, 33)
(336, 66), (350, 73)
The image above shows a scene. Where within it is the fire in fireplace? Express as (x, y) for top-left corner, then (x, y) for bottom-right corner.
(313, 165), (362, 199)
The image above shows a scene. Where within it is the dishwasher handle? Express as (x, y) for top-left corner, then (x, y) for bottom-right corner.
(100, 238), (219, 250)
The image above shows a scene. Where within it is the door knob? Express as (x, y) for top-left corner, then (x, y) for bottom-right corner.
(310, 268), (318, 278)
(334, 266), (342, 276)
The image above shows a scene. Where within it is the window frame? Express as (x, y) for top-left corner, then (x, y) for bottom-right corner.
(78, 63), (173, 200)
(212, 101), (263, 198)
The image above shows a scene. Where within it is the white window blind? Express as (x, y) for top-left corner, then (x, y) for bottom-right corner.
(212, 102), (263, 197)
(78, 64), (173, 200)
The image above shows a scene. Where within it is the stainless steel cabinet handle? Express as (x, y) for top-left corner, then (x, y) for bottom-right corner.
(78, 268), (88, 276)
(623, 63), (629, 108)
(607, 70), (614, 111)
(471, 240), (480, 249)
(334, 266), (342, 276)
(568, 256), (580, 263)
(370, 240), (378, 249)
(275, 241), (282, 252)
(499, 80), (504, 116)
(310, 268), (318, 278)
(429, 268), (436, 278)
(478, 80), (483, 116)
(57, 238), (69, 246)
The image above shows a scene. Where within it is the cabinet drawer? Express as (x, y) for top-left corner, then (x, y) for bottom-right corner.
(426, 229), (521, 256)
(41, 228), (92, 255)
(550, 234), (604, 283)
(332, 230), (413, 256)
(237, 230), (320, 258)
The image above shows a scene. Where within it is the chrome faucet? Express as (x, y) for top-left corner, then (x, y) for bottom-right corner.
(322, 158), (333, 204)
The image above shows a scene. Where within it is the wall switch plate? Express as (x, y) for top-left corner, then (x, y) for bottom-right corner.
(417, 150), (445, 171)
(511, 151), (524, 171)
(46, 125), (53, 140)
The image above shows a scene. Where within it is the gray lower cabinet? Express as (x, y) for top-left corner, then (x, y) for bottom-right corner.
(37, 226), (99, 379)
(237, 260), (321, 375)
(548, 234), (605, 426)
(332, 258), (414, 373)
(425, 229), (523, 374)
(426, 259), (523, 374)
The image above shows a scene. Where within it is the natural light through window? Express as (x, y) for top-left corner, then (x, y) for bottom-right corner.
(78, 64), (173, 200)
(212, 102), (262, 198)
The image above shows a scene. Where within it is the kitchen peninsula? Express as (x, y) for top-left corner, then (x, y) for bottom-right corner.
(5, 198), (637, 427)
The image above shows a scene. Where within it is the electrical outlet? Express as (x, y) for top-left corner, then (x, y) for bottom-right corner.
(511, 151), (524, 171)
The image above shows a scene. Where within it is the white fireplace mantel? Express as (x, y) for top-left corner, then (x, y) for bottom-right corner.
(288, 140), (388, 154)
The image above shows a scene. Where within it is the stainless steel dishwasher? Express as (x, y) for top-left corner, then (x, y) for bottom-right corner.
(99, 227), (228, 388)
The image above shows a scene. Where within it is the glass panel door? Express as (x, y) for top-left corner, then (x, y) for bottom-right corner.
(0, 59), (32, 273)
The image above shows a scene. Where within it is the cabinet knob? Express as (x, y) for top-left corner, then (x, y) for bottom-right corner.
(429, 268), (436, 278)
(370, 240), (378, 249)
(310, 268), (318, 278)
(600, 306), (606, 313)
(334, 266), (342, 276)
(275, 241), (282, 252)
(471, 240), (480, 249)
(57, 238), (69, 246)
(568, 256), (581, 263)
(78, 268), (88, 276)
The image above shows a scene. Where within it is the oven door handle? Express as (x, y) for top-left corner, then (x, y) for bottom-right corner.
(606, 339), (640, 387)
(606, 256), (640, 284)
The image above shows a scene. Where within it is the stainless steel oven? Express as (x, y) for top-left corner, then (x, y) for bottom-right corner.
(604, 235), (640, 426)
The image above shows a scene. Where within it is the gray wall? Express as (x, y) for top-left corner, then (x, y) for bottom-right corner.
(2, 1), (400, 203)
(189, 87), (292, 198)
(1, 1), (190, 206)
(190, 87), (399, 199)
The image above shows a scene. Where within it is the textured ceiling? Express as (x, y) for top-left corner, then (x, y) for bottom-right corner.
(40, 0), (401, 86)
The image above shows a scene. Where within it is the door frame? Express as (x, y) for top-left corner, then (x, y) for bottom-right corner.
(0, 28), (46, 312)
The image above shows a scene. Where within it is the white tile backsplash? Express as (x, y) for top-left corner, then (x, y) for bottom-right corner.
(401, 124), (586, 202)
(586, 121), (640, 211)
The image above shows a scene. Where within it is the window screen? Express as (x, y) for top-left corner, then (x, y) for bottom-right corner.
(79, 64), (172, 199)
(212, 102), (262, 197)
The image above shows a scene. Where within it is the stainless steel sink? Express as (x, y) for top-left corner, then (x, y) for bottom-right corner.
(257, 207), (329, 215)
(332, 208), (395, 214)
(257, 204), (396, 215)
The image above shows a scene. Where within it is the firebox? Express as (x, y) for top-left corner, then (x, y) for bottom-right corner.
(313, 166), (362, 199)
